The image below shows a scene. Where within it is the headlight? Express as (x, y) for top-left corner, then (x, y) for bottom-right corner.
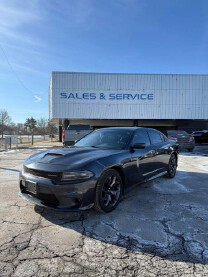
(61, 171), (94, 181)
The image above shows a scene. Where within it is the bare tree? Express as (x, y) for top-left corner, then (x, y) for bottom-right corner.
(47, 123), (58, 140)
(0, 109), (11, 138)
(37, 118), (48, 139)
(7, 122), (16, 135)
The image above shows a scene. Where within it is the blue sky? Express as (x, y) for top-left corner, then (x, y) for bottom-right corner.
(0, 0), (208, 123)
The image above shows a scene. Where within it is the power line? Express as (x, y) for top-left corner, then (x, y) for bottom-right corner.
(0, 44), (35, 94)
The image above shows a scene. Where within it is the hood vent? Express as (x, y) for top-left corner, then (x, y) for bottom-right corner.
(47, 152), (64, 156)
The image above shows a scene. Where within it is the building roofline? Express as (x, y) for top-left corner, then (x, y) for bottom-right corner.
(51, 71), (208, 77)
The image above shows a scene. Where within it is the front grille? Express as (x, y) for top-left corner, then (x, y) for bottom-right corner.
(23, 165), (62, 180)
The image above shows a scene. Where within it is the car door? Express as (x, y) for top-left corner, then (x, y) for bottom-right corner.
(147, 130), (169, 174)
(130, 129), (157, 184)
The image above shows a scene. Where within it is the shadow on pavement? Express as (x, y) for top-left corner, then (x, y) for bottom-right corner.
(0, 167), (20, 172)
(35, 169), (208, 265)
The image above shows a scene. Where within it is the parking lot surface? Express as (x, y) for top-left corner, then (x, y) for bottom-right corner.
(0, 146), (208, 276)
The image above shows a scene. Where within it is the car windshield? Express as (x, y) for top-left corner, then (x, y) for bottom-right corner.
(74, 129), (132, 150)
(167, 130), (188, 136)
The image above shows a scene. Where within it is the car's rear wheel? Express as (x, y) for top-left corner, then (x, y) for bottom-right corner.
(94, 169), (122, 213)
(167, 153), (177, 178)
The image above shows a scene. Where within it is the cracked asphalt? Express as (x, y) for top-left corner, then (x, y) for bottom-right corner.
(0, 146), (208, 277)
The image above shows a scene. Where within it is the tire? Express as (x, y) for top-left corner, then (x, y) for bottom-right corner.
(94, 169), (122, 213)
(188, 148), (194, 152)
(166, 153), (177, 178)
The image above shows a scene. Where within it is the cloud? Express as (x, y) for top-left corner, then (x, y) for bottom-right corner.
(34, 95), (42, 102)
(0, 59), (49, 79)
(0, 26), (44, 47)
(0, 2), (41, 28)
(0, 0), (45, 46)
(47, 0), (94, 25)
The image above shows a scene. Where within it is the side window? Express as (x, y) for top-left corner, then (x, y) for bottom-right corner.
(131, 130), (150, 146)
(160, 133), (166, 142)
(162, 133), (168, 141)
(148, 130), (163, 144)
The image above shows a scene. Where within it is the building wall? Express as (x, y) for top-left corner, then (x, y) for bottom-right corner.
(49, 75), (52, 120)
(50, 72), (208, 121)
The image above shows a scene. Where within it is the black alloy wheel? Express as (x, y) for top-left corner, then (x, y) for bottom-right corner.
(94, 169), (122, 213)
(167, 154), (177, 178)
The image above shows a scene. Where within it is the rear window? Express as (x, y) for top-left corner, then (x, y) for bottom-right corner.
(160, 133), (167, 142)
(148, 130), (163, 144)
(167, 130), (188, 136)
(67, 125), (92, 130)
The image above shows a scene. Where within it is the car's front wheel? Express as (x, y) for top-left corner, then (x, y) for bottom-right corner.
(166, 153), (177, 178)
(94, 169), (122, 213)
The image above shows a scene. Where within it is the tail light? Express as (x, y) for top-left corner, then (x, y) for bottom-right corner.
(189, 136), (194, 141)
(62, 130), (65, 140)
(171, 136), (177, 140)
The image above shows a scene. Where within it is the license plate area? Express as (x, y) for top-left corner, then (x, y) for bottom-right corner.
(25, 181), (37, 194)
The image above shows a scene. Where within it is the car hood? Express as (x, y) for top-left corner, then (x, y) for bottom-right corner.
(24, 147), (122, 169)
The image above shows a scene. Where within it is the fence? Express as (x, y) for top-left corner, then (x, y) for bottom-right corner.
(0, 135), (59, 150)
(0, 136), (18, 150)
(0, 138), (5, 150)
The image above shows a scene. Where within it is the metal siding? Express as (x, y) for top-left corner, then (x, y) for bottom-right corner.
(49, 75), (52, 120)
(50, 72), (208, 120)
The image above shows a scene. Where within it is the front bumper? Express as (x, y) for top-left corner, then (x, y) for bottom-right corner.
(19, 171), (96, 211)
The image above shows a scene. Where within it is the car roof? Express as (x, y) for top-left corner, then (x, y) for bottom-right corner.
(97, 127), (160, 132)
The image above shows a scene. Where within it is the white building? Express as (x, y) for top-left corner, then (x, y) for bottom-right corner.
(49, 72), (208, 140)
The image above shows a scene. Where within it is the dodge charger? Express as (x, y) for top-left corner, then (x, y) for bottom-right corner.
(19, 127), (178, 213)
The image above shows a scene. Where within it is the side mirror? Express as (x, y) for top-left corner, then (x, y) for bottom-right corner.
(132, 143), (146, 149)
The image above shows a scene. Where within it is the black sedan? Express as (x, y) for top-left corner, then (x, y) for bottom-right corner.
(19, 127), (178, 213)
(166, 130), (195, 152)
(192, 131), (208, 144)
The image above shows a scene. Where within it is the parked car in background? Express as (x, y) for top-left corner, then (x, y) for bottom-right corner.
(192, 131), (208, 144)
(166, 130), (195, 152)
(63, 124), (93, 146)
(191, 131), (205, 144)
(192, 131), (205, 137)
(19, 127), (178, 213)
(49, 134), (55, 138)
